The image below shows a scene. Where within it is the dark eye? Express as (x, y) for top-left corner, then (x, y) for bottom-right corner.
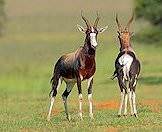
(95, 30), (98, 34)
(86, 30), (90, 34)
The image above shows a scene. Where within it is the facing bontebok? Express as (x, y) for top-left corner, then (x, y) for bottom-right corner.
(47, 12), (108, 121)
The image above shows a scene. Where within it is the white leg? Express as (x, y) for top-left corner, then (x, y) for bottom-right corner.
(47, 78), (61, 121)
(88, 94), (93, 119)
(132, 91), (138, 117)
(128, 89), (133, 115)
(79, 94), (83, 120)
(47, 97), (55, 121)
(87, 76), (94, 119)
(123, 93), (128, 116)
(118, 91), (125, 116)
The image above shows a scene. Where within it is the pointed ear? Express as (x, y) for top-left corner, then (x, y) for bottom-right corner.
(98, 26), (108, 33)
(77, 24), (86, 33)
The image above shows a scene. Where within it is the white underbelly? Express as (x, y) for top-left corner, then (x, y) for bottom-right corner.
(63, 78), (76, 83)
(62, 74), (83, 83)
(118, 54), (133, 80)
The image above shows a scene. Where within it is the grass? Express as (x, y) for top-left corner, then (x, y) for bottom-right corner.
(1, 0), (162, 131)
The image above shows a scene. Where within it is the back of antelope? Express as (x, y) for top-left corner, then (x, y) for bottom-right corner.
(112, 13), (141, 117)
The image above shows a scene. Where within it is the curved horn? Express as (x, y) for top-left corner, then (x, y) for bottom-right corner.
(126, 13), (134, 30)
(81, 11), (90, 28)
(94, 12), (100, 28)
(116, 14), (122, 31)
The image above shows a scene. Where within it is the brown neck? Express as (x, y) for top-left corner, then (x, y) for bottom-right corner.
(120, 43), (134, 53)
(83, 37), (96, 56)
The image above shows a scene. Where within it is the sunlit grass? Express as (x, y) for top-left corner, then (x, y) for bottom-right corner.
(0, 0), (162, 131)
(1, 31), (162, 131)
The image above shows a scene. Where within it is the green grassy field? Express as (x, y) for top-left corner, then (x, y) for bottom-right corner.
(1, 0), (162, 131)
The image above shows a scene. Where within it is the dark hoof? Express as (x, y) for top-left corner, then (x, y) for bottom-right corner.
(134, 114), (138, 118)
(117, 115), (121, 117)
(66, 116), (71, 121)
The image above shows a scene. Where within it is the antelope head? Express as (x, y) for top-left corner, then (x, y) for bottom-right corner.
(77, 11), (108, 49)
(116, 13), (134, 50)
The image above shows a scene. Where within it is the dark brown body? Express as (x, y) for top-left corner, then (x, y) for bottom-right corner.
(48, 36), (97, 122)
(47, 12), (107, 121)
(53, 47), (96, 81)
(50, 46), (96, 86)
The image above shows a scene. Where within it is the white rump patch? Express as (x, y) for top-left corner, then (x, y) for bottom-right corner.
(118, 54), (133, 80)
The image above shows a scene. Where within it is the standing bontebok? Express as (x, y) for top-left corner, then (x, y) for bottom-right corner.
(112, 14), (141, 117)
(47, 12), (108, 121)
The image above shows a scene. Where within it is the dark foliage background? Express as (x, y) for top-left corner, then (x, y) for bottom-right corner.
(135, 0), (162, 43)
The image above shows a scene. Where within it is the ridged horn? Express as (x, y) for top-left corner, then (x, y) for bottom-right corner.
(116, 13), (122, 31)
(94, 12), (100, 28)
(81, 10), (90, 28)
(126, 13), (134, 30)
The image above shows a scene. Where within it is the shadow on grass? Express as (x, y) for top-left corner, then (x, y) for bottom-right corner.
(139, 76), (162, 85)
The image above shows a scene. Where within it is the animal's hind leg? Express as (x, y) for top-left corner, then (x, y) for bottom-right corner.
(129, 76), (138, 117)
(132, 91), (137, 117)
(128, 88), (133, 115)
(118, 91), (125, 116)
(123, 80), (129, 116)
(123, 90), (128, 116)
(118, 78), (126, 117)
(62, 82), (75, 121)
(47, 76), (62, 121)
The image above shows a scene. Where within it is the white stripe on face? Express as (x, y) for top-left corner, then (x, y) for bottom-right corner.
(90, 27), (97, 47)
(90, 33), (97, 47)
(91, 27), (95, 32)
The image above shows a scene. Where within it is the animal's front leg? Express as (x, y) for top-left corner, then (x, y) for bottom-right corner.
(77, 77), (83, 120)
(87, 76), (94, 120)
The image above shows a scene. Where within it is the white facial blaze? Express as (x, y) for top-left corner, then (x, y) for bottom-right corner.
(90, 27), (97, 47)
(90, 33), (97, 47)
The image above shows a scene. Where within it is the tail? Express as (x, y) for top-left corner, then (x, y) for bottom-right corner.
(111, 65), (124, 80)
(49, 58), (62, 97)
(49, 69), (61, 97)
(49, 76), (55, 97)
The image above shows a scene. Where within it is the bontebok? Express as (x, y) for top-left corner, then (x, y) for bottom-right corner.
(47, 12), (108, 121)
(112, 14), (141, 117)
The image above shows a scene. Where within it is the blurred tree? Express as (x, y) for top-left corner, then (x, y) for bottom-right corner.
(135, 0), (162, 43)
(135, 0), (162, 26)
(0, 0), (5, 36)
